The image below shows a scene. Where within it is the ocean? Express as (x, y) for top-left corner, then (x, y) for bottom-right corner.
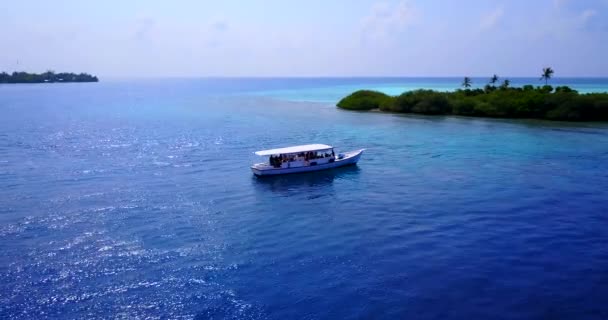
(1, 78), (608, 319)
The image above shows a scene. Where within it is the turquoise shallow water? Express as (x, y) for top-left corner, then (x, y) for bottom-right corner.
(1, 78), (608, 319)
(248, 77), (608, 103)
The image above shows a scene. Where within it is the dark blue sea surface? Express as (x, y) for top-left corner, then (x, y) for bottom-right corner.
(1, 78), (608, 319)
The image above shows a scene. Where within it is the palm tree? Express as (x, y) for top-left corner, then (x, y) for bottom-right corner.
(462, 77), (472, 89)
(490, 74), (499, 86)
(501, 79), (510, 89)
(540, 67), (554, 85)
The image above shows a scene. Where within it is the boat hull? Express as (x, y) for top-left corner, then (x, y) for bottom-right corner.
(251, 149), (364, 176)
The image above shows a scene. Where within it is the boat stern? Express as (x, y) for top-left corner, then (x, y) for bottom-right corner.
(251, 163), (271, 176)
(251, 167), (263, 176)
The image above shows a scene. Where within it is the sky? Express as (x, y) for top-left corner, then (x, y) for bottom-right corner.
(1, 0), (607, 77)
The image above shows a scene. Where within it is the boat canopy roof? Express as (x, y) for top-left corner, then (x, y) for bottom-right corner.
(255, 144), (333, 156)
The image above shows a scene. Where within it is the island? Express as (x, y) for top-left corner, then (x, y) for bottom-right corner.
(337, 69), (608, 122)
(0, 71), (98, 84)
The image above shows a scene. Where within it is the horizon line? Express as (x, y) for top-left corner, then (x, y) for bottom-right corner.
(97, 75), (608, 79)
(4, 71), (608, 79)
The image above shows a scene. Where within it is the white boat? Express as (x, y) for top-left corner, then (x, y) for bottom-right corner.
(251, 144), (364, 176)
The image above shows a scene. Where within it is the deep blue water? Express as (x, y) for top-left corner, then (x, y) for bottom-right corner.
(1, 78), (608, 319)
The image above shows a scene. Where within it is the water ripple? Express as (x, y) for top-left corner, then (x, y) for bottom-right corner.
(2, 80), (608, 319)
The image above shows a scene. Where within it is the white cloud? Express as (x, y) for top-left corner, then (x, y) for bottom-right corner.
(209, 18), (229, 32)
(480, 7), (504, 30)
(133, 17), (156, 41)
(579, 9), (597, 23)
(201, 18), (231, 48)
(553, 0), (569, 9)
(361, 0), (418, 42)
(533, 6), (599, 40)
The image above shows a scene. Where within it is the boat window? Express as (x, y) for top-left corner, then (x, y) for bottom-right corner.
(266, 149), (335, 167)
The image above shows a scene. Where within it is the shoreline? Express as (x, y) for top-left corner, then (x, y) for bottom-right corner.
(344, 107), (608, 125)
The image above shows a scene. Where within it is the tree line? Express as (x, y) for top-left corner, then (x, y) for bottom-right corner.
(0, 71), (98, 83)
(461, 67), (554, 91)
(337, 68), (608, 121)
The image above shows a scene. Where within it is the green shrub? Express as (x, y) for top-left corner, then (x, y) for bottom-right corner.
(451, 97), (477, 115)
(336, 85), (608, 121)
(555, 86), (576, 93)
(393, 90), (450, 114)
(539, 85), (554, 93)
(337, 90), (393, 111)
(546, 102), (582, 120)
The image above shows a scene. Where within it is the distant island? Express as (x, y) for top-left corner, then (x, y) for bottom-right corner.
(337, 68), (608, 122)
(0, 71), (98, 84)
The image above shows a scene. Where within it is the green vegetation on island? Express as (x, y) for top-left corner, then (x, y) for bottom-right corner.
(0, 71), (98, 84)
(337, 68), (608, 121)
